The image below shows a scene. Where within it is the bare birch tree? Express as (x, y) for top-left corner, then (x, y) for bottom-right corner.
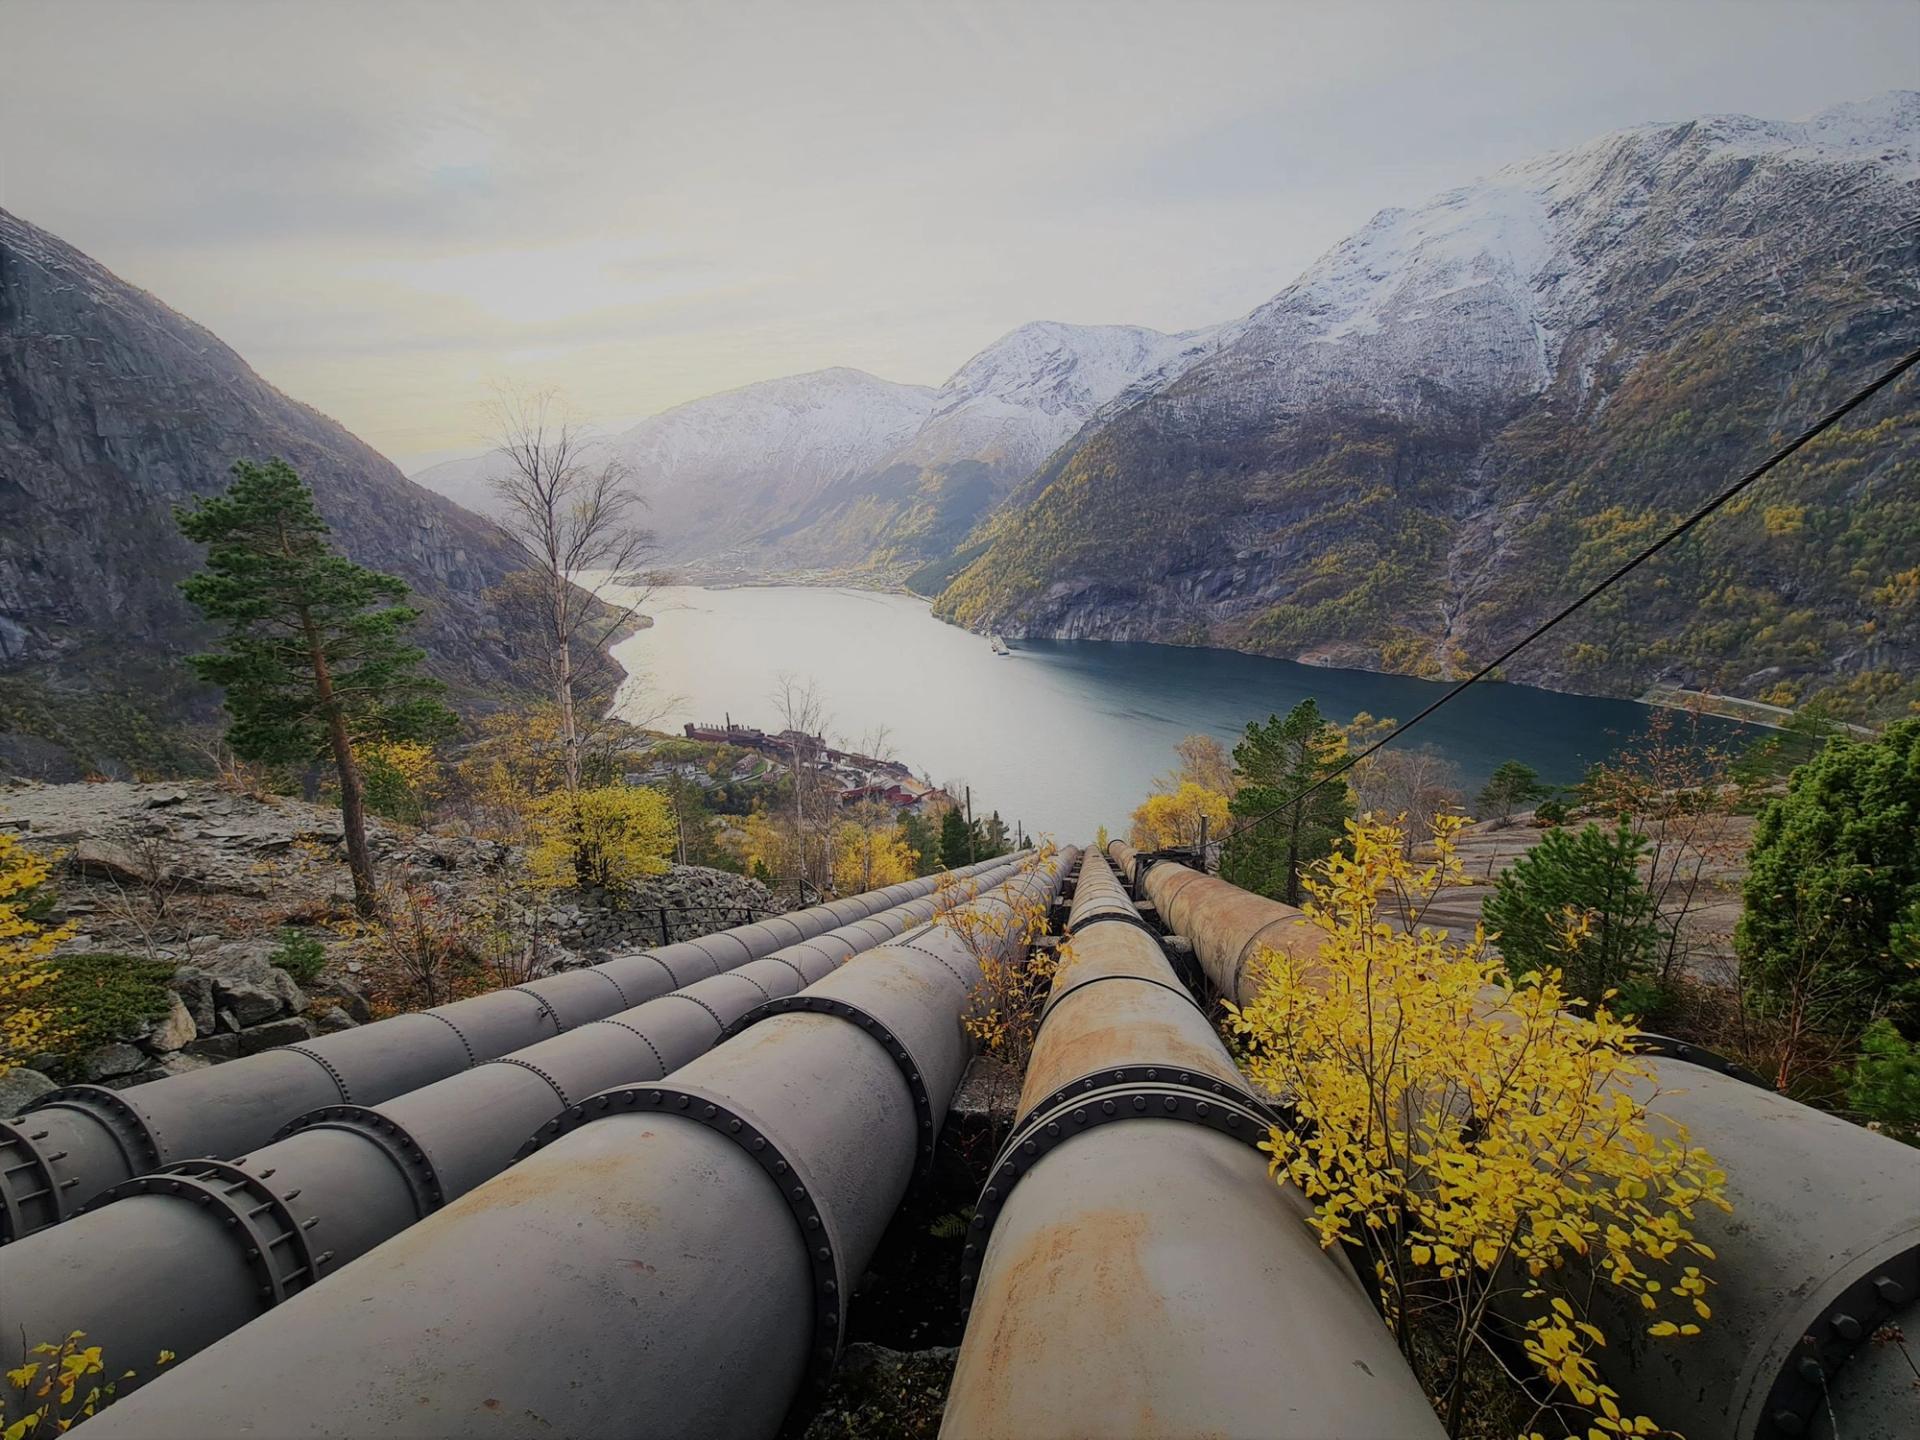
(771, 673), (831, 894)
(487, 384), (659, 793)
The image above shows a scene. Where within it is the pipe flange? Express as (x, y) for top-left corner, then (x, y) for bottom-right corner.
(86, 1156), (328, 1307)
(1633, 1032), (1767, 1088)
(0, 1122), (67, 1241)
(30, 1084), (163, 1172)
(721, 996), (944, 1172)
(286, 1044), (355, 1101)
(1064, 909), (1162, 941)
(959, 1075), (1280, 1302)
(275, 1105), (444, 1214)
(1757, 1243), (1919, 1439)
(1038, 969), (1208, 1025)
(516, 1082), (851, 1388)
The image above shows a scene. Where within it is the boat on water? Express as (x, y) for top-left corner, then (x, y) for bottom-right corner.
(988, 633), (1011, 656)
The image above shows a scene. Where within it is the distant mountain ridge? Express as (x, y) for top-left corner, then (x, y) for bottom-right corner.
(936, 91), (1920, 718)
(0, 208), (591, 776)
(413, 321), (1215, 577)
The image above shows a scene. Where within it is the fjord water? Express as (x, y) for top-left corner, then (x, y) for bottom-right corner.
(610, 585), (1743, 841)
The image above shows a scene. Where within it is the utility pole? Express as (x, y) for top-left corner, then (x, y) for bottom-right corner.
(965, 785), (975, 864)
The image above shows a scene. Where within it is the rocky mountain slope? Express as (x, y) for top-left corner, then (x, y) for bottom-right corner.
(0, 208), (590, 776)
(937, 93), (1920, 720)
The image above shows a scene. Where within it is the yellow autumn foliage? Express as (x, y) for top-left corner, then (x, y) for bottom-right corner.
(1128, 781), (1229, 851)
(829, 821), (917, 893)
(1227, 815), (1729, 1438)
(524, 784), (676, 893)
(0, 833), (75, 1076)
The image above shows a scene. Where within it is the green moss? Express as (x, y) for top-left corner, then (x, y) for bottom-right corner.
(44, 953), (177, 1073)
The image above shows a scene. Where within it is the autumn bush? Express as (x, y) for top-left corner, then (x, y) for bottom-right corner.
(0, 834), (75, 1074)
(3, 1330), (174, 1438)
(949, 849), (1058, 1072)
(1227, 816), (1729, 1439)
(524, 784), (676, 893)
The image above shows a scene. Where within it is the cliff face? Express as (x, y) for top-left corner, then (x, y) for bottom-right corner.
(937, 95), (1920, 719)
(0, 209), (587, 772)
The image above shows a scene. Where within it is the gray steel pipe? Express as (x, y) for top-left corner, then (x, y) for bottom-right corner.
(1108, 841), (1920, 1440)
(77, 848), (1074, 1440)
(0, 856), (1029, 1391)
(943, 849), (1442, 1439)
(0, 855), (1022, 1243)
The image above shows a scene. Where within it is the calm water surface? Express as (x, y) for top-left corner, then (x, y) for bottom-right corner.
(608, 585), (1745, 842)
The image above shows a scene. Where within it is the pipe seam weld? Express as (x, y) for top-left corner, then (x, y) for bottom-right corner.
(273, 1105), (444, 1214)
(884, 937), (975, 990)
(490, 1056), (572, 1107)
(286, 1044), (355, 1100)
(1038, 969), (1209, 1025)
(514, 1082), (853, 1387)
(88, 1157), (329, 1307)
(958, 1072), (1281, 1302)
(721, 995), (943, 1171)
(584, 1017), (668, 1077)
(655, 991), (731, 1036)
(1757, 1241), (1919, 1439)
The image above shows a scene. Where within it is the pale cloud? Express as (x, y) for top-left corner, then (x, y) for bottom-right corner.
(5, 0), (1915, 469)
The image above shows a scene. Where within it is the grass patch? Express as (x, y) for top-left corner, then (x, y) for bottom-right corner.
(43, 952), (176, 1074)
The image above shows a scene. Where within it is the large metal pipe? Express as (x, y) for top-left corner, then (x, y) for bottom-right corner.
(0, 855), (1029, 1390)
(0, 855), (1021, 1242)
(1109, 842), (1920, 1440)
(78, 848), (1075, 1440)
(943, 848), (1442, 1439)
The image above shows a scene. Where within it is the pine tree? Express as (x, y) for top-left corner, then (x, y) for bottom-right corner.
(177, 459), (455, 914)
(1479, 759), (1551, 823)
(1220, 700), (1353, 906)
(1484, 820), (1662, 1012)
(1738, 719), (1920, 1037)
(938, 807), (973, 871)
(899, 811), (942, 876)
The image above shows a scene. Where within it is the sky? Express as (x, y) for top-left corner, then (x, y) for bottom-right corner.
(6, 1), (1916, 472)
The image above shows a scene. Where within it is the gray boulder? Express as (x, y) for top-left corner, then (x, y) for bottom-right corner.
(83, 1042), (148, 1081)
(170, 967), (218, 1032)
(0, 1066), (56, 1117)
(184, 1033), (240, 1061)
(144, 992), (197, 1053)
(202, 953), (305, 1026)
(237, 1016), (317, 1055)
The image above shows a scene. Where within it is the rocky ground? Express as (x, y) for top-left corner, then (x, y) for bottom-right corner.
(0, 778), (778, 1104)
(1414, 809), (1755, 984)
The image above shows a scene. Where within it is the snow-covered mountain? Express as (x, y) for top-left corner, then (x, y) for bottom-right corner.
(938, 92), (1920, 717)
(414, 321), (1214, 574)
(1178, 90), (1920, 422)
(894, 321), (1216, 478)
(733, 321), (1220, 576)
(413, 368), (936, 561)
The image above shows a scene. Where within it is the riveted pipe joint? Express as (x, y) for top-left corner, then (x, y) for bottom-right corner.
(0, 855), (1027, 1244)
(1108, 841), (1920, 1440)
(0, 858), (1031, 1393)
(944, 848), (1442, 1440)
